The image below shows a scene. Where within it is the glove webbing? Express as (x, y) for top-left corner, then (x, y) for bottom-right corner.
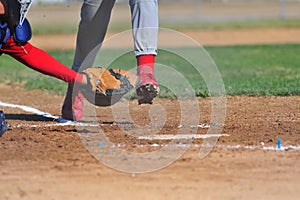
(105, 68), (134, 96)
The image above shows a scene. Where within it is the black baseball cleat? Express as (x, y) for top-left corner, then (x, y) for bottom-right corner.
(136, 84), (159, 105)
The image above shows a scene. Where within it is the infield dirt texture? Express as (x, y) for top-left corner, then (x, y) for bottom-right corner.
(0, 2), (300, 200)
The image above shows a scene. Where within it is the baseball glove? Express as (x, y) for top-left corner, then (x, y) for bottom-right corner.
(80, 67), (136, 107)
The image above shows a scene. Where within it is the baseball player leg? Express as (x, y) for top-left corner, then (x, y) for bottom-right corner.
(72, 0), (116, 72)
(130, 0), (159, 104)
(62, 0), (115, 121)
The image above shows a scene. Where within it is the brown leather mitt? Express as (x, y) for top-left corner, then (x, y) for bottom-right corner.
(81, 67), (136, 107)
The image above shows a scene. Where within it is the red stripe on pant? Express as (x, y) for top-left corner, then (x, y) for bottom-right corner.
(0, 37), (83, 84)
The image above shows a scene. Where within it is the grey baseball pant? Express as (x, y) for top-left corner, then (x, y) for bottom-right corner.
(72, 0), (158, 71)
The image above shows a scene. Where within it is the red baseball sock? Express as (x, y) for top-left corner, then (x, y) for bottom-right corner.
(137, 54), (155, 74)
(136, 54), (158, 87)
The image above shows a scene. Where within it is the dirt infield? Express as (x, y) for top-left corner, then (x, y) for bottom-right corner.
(1, 16), (300, 198)
(0, 1), (299, 198)
(0, 82), (299, 199)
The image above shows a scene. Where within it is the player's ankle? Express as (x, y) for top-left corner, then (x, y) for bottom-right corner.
(137, 54), (155, 74)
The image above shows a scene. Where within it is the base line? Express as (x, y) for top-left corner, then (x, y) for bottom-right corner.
(138, 134), (229, 140)
(0, 101), (71, 123)
(0, 100), (101, 127)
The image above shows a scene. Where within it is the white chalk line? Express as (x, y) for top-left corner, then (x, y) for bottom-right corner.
(138, 134), (229, 140)
(112, 143), (300, 151)
(0, 100), (101, 127)
(11, 122), (99, 129)
(2, 100), (299, 152)
(14, 123), (212, 129)
(214, 144), (300, 151)
(0, 100), (212, 129)
(0, 101), (69, 122)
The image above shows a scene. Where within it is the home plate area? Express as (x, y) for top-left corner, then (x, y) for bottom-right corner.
(0, 93), (300, 200)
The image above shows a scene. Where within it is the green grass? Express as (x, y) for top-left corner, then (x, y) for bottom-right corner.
(31, 19), (300, 35)
(159, 19), (300, 31)
(31, 23), (78, 35)
(207, 44), (300, 96)
(0, 44), (299, 97)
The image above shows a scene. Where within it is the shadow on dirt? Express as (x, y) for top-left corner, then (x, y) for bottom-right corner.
(5, 114), (54, 122)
